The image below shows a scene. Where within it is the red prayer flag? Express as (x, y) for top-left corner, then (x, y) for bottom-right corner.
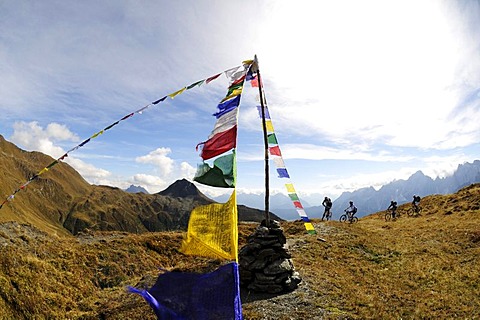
(199, 126), (237, 160)
(206, 73), (222, 84)
(293, 201), (303, 209)
(269, 145), (282, 156)
(250, 76), (259, 87)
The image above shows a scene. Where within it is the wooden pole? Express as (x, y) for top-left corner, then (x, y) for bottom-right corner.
(254, 55), (270, 227)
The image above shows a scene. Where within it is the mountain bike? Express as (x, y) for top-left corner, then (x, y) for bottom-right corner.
(322, 208), (332, 221)
(384, 208), (398, 221)
(340, 211), (358, 223)
(407, 204), (422, 217)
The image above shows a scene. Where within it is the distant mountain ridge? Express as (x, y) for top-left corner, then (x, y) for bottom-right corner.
(212, 161), (480, 220)
(331, 161), (480, 217)
(125, 185), (149, 194)
(0, 135), (280, 236)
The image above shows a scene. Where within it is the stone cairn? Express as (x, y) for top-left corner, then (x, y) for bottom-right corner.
(239, 220), (301, 293)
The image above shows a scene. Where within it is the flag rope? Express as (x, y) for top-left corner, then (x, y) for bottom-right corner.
(0, 61), (253, 209)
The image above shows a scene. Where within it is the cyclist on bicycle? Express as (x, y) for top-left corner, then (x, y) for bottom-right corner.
(387, 200), (398, 219)
(345, 201), (357, 219)
(412, 195), (421, 213)
(321, 196), (333, 221)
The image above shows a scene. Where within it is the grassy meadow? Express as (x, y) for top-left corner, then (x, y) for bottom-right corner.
(1, 184), (480, 319)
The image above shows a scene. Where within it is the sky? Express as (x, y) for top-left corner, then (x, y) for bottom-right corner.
(1, 0), (480, 206)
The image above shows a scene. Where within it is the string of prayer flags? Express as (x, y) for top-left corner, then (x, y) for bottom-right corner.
(258, 105), (317, 235)
(180, 190), (239, 261)
(0, 61), (253, 210)
(196, 63), (250, 161)
(128, 262), (243, 320)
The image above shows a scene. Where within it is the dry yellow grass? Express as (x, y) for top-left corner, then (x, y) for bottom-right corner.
(0, 184), (479, 319)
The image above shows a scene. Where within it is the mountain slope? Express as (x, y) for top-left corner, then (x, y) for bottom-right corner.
(0, 184), (479, 318)
(0, 135), (92, 235)
(0, 135), (280, 235)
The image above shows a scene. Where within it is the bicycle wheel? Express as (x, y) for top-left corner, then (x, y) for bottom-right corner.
(339, 214), (347, 222)
(407, 207), (415, 216)
(385, 211), (391, 221)
(351, 217), (358, 223)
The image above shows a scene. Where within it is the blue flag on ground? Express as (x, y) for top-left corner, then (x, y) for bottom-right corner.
(128, 262), (243, 320)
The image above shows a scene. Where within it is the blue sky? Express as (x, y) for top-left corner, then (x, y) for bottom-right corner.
(1, 1), (480, 205)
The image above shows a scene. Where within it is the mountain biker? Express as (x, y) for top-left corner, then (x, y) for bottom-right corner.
(321, 196), (333, 221)
(344, 201), (357, 219)
(387, 200), (398, 219)
(412, 195), (421, 213)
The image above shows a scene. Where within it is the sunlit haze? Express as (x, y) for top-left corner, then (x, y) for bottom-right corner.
(1, 0), (479, 205)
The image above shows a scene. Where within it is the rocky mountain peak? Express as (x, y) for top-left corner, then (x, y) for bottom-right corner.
(157, 179), (210, 201)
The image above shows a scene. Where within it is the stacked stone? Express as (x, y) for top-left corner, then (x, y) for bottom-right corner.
(239, 220), (301, 293)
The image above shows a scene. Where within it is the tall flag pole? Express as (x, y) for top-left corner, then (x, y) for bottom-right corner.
(253, 55), (271, 227)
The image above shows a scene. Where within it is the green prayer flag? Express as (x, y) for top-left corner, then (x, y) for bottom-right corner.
(288, 193), (299, 201)
(267, 133), (278, 145)
(194, 152), (236, 188)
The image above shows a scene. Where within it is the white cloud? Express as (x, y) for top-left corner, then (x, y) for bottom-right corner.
(255, 0), (480, 152)
(8, 121), (114, 185)
(135, 148), (174, 176)
(10, 121), (79, 158)
(64, 157), (111, 183)
(132, 174), (166, 193)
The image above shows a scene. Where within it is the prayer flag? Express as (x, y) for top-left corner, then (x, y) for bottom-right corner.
(213, 96), (241, 119)
(269, 145), (282, 157)
(293, 201), (303, 209)
(180, 191), (238, 261)
(79, 138), (90, 147)
(208, 108), (238, 139)
(267, 133), (278, 145)
(225, 65), (247, 84)
(277, 168), (290, 178)
(152, 96), (168, 105)
(199, 126), (237, 160)
(168, 87), (186, 99)
(206, 73), (222, 83)
(285, 183), (296, 193)
(194, 152), (236, 188)
(121, 113), (134, 120)
(305, 223), (316, 235)
(296, 209), (308, 218)
(256, 106), (271, 119)
(250, 76), (259, 87)
(128, 262), (243, 320)
(187, 79), (205, 89)
(273, 157), (285, 168)
(265, 120), (274, 132)
(91, 130), (104, 139)
(288, 193), (299, 201)
(104, 121), (119, 131)
(46, 161), (58, 169)
(220, 90), (242, 103)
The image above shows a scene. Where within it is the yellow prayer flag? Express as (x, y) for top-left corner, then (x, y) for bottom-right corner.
(265, 120), (274, 132)
(285, 183), (296, 193)
(305, 222), (316, 233)
(38, 168), (49, 175)
(168, 87), (186, 99)
(180, 191), (238, 261)
(91, 130), (104, 139)
(221, 89), (242, 103)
